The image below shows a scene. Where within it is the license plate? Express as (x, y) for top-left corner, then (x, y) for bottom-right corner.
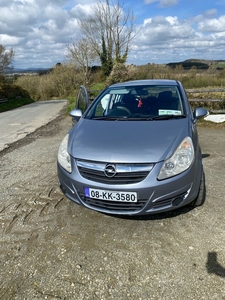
(84, 187), (137, 202)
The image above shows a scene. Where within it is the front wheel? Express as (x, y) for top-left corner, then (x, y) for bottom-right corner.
(191, 169), (206, 207)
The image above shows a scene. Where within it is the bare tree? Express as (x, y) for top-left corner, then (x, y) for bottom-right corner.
(66, 38), (98, 85)
(0, 44), (15, 73)
(79, 0), (136, 77)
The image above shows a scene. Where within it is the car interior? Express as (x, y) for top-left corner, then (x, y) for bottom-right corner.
(109, 88), (182, 117)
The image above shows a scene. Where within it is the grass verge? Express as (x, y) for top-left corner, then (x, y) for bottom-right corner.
(0, 98), (35, 113)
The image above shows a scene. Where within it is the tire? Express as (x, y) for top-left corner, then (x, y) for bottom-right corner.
(191, 169), (206, 207)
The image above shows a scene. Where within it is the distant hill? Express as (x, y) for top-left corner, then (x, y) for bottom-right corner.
(4, 59), (225, 74)
(4, 67), (50, 75)
(167, 59), (225, 70)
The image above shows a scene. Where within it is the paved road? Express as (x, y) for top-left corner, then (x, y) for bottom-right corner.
(0, 100), (68, 151)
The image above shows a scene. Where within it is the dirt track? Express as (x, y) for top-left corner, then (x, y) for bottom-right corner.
(0, 109), (225, 299)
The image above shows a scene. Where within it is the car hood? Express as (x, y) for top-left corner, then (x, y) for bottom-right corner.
(69, 118), (190, 163)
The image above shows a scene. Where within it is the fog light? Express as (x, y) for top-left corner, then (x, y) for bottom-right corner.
(172, 197), (183, 206)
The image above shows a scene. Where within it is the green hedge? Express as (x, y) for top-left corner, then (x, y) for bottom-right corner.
(0, 97), (35, 113)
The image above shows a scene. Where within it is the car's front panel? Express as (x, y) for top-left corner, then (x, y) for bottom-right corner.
(58, 146), (202, 215)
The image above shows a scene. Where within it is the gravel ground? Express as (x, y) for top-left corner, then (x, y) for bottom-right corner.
(0, 108), (225, 300)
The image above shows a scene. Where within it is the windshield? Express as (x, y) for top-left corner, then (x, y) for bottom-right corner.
(85, 85), (185, 120)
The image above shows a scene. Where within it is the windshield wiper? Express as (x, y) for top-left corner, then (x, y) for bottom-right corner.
(151, 114), (186, 120)
(90, 115), (186, 121)
(91, 116), (128, 120)
(119, 115), (186, 121)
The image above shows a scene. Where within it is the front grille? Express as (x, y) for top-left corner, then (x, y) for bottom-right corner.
(78, 167), (149, 184)
(77, 160), (153, 185)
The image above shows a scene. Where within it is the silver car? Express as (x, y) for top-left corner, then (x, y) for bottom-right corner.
(57, 80), (208, 215)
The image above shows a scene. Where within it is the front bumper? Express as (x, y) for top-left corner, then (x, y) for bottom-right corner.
(57, 155), (202, 216)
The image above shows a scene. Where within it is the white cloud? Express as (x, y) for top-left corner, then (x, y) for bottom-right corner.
(69, 4), (94, 19)
(0, 34), (23, 46)
(198, 15), (225, 32)
(128, 12), (225, 64)
(44, 4), (68, 29)
(0, 1), (39, 36)
(140, 16), (195, 45)
(188, 9), (218, 25)
(0, 0), (84, 68)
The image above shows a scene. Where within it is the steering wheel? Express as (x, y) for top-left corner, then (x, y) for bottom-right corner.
(116, 106), (131, 115)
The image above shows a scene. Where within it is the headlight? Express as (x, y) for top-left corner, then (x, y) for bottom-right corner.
(158, 137), (194, 180)
(58, 134), (72, 173)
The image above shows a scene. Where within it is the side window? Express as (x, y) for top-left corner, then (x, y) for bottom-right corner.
(76, 86), (89, 113)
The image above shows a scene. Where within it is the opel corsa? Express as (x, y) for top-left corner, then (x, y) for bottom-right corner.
(57, 80), (208, 215)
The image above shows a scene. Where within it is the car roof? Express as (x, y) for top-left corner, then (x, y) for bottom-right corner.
(109, 79), (179, 88)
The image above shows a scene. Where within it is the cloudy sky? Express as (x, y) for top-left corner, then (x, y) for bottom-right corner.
(1, 0), (225, 69)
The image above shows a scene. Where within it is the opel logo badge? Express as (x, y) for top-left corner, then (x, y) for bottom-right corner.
(104, 164), (117, 178)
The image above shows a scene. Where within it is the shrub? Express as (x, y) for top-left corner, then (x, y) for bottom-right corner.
(16, 63), (85, 101)
(0, 82), (30, 99)
(106, 63), (135, 85)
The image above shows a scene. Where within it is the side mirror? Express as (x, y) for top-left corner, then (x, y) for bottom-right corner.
(193, 107), (209, 120)
(70, 109), (83, 125)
